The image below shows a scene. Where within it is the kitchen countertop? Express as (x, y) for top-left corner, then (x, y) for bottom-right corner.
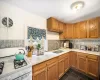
(28, 48), (100, 66)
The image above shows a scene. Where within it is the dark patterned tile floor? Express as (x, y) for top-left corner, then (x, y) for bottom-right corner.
(59, 69), (94, 80)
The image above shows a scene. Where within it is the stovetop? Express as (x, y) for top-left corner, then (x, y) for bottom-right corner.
(0, 62), (4, 75)
(14, 59), (27, 69)
(0, 56), (31, 79)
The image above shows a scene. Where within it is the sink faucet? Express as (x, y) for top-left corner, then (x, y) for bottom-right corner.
(56, 41), (60, 50)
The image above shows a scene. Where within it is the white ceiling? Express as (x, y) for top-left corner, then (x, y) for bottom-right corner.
(1, 0), (100, 23)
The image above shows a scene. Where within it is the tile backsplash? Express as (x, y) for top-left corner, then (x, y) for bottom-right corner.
(0, 40), (24, 49)
(70, 39), (100, 49)
(48, 39), (100, 51)
(48, 40), (64, 51)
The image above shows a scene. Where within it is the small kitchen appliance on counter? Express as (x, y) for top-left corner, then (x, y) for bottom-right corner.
(64, 41), (69, 48)
(64, 41), (73, 49)
(69, 42), (73, 49)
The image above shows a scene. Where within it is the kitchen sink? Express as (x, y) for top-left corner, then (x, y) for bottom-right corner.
(53, 50), (64, 54)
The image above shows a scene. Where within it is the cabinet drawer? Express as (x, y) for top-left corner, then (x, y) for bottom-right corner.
(64, 53), (69, 57)
(87, 54), (98, 60)
(59, 54), (66, 60)
(46, 57), (58, 65)
(33, 62), (47, 72)
(77, 52), (87, 58)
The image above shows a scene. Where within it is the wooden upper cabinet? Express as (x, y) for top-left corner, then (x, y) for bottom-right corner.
(88, 17), (100, 38)
(66, 24), (73, 39)
(47, 17), (64, 33)
(47, 17), (100, 39)
(47, 17), (59, 32)
(59, 32), (65, 40)
(73, 21), (87, 39)
(78, 21), (87, 38)
(59, 24), (66, 39)
(59, 21), (64, 33)
(73, 23), (79, 38)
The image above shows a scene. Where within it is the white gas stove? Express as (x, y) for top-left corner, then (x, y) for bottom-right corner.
(0, 48), (32, 80)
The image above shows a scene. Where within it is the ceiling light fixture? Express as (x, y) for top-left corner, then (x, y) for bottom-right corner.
(71, 1), (84, 11)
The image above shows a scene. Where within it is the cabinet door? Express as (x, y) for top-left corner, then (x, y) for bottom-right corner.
(64, 56), (69, 72)
(47, 62), (58, 80)
(73, 23), (79, 38)
(79, 21), (87, 38)
(58, 59), (64, 78)
(87, 59), (99, 77)
(59, 24), (66, 39)
(33, 68), (47, 80)
(47, 17), (59, 32)
(88, 18), (99, 38)
(77, 55), (87, 72)
(66, 24), (73, 39)
(52, 18), (58, 32)
(69, 52), (77, 68)
(59, 22), (64, 33)
(59, 32), (64, 40)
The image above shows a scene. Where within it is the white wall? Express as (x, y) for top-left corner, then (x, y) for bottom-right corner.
(0, 1), (46, 40)
(47, 31), (59, 40)
(0, 1), (59, 51)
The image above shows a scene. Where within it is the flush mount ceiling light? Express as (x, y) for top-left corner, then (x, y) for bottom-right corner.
(71, 1), (85, 11)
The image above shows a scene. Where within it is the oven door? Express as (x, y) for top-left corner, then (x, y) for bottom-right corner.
(24, 72), (32, 80)
(13, 71), (32, 80)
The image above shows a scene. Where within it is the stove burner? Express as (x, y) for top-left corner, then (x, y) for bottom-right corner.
(0, 62), (4, 75)
(14, 59), (27, 69)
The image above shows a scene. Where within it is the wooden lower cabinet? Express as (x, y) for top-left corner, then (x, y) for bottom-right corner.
(58, 59), (65, 78)
(32, 62), (47, 80)
(64, 54), (69, 72)
(69, 52), (77, 68)
(87, 59), (98, 77)
(33, 68), (47, 80)
(78, 56), (87, 72)
(87, 55), (99, 77)
(47, 62), (58, 80)
(32, 52), (99, 80)
(77, 53), (87, 73)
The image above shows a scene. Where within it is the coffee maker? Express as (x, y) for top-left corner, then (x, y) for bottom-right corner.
(63, 41), (73, 49)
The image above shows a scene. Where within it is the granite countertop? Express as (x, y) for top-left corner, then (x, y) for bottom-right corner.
(28, 48), (100, 66)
